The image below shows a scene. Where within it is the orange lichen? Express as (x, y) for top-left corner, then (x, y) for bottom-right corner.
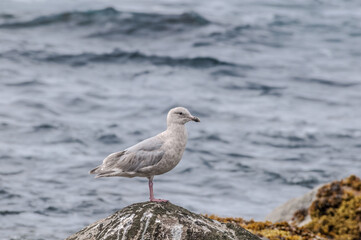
(309, 181), (344, 219)
(292, 208), (308, 223)
(342, 175), (361, 191)
(306, 175), (361, 240)
(205, 215), (323, 240)
(205, 175), (361, 240)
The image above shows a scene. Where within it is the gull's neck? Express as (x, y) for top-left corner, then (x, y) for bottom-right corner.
(167, 123), (186, 132)
(165, 124), (188, 140)
(164, 123), (188, 145)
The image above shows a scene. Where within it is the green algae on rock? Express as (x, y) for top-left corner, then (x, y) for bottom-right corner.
(66, 201), (261, 240)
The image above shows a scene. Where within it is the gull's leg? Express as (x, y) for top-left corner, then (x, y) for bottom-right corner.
(148, 176), (168, 202)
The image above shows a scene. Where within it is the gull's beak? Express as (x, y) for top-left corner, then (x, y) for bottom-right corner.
(190, 116), (200, 122)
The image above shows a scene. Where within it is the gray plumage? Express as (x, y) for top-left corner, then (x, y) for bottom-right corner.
(90, 107), (200, 181)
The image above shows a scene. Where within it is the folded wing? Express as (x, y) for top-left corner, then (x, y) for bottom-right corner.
(90, 135), (165, 178)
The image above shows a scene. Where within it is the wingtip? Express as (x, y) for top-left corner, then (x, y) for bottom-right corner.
(89, 166), (100, 175)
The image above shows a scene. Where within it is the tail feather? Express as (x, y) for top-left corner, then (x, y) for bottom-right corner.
(90, 165), (118, 178)
(94, 170), (117, 178)
(90, 165), (131, 178)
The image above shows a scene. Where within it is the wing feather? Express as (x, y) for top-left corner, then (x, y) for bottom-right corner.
(90, 134), (165, 177)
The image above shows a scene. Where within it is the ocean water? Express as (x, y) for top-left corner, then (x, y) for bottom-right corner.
(1, 0), (361, 239)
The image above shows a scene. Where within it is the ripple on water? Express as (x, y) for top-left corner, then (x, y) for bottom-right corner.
(221, 82), (285, 96)
(97, 134), (122, 144)
(0, 170), (24, 176)
(5, 80), (46, 87)
(263, 170), (320, 188)
(0, 210), (24, 215)
(1, 1), (361, 239)
(0, 49), (238, 68)
(293, 77), (359, 88)
(0, 8), (210, 38)
(226, 152), (254, 159)
(33, 124), (58, 131)
(0, 189), (21, 199)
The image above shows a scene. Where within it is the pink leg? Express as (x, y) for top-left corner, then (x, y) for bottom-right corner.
(148, 177), (168, 202)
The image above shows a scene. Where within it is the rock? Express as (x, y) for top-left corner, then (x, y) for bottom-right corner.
(207, 215), (321, 240)
(264, 185), (321, 226)
(263, 175), (361, 240)
(66, 201), (261, 240)
(208, 175), (361, 240)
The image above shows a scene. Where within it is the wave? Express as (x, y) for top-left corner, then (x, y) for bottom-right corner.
(222, 82), (284, 95)
(48, 137), (86, 145)
(0, 189), (21, 199)
(293, 77), (359, 87)
(97, 134), (122, 144)
(0, 13), (15, 19)
(192, 134), (229, 144)
(1, 49), (236, 68)
(295, 96), (347, 106)
(263, 170), (319, 188)
(258, 131), (316, 142)
(33, 124), (57, 131)
(226, 152), (254, 159)
(0, 8), (119, 28)
(5, 80), (45, 87)
(0, 210), (23, 215)
(0, 170), (24, 176)
(257, 141), (327, 149)
(0, 7), (209, 35)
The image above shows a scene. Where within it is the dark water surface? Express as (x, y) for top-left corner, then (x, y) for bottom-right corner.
(1, 0), (361, 239)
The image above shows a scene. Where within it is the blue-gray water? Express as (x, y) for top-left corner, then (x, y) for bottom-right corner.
(1, 0), (361, 239)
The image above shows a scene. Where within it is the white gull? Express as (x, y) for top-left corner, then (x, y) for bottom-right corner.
(90, 107), (200, 202)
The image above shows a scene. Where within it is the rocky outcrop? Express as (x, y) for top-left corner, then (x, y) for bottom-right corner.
(264, 186), (320, 226)
(265, 175), (361, 236)
(209, 175), (361, 240)
(66, 201), (261, 240)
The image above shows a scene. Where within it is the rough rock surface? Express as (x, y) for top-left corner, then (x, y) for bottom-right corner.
(66, 202), (261, 240)
(212, 175), (361, 240)
(264, 186), (321, 226)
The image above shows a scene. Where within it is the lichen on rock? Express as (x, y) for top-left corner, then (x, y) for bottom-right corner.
(206, 215), (323, 240)
(209, 175), (361, 240)
(305, 175), (361, 240)
(66, 175), (361, 240)
(66, 201), (261, 240)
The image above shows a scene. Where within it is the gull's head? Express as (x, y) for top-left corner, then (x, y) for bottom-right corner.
(167, 107), (200, 126)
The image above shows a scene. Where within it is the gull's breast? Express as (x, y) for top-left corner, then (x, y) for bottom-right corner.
(153, 129), (187, 175)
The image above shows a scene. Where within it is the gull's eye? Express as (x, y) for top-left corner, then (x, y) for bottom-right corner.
(179, 112), (183, 115)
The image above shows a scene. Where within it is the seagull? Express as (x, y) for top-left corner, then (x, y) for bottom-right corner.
(90, 107), (200, 202)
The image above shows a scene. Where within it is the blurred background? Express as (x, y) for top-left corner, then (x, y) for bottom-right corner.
(0, 0), (361, 239)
